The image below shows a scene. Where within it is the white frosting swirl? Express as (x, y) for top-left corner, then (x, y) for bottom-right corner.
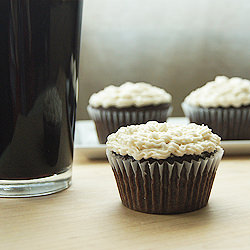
(89, 82), (172, 108)
(184, 76), (250, 108)
(106, 121), (221, 160)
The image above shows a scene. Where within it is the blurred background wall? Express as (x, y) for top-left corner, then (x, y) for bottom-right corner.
(77, 0), (250, 120)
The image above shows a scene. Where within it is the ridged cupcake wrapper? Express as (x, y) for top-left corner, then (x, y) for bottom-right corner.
(107, 148), (223, 214)
(87, 105), (173, 144)
(182, 102), (250, 140)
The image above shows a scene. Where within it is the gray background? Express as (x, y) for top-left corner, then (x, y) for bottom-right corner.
(77, 0), (250, 120)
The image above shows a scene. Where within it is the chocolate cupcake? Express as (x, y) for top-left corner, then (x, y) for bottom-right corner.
(87, 82), (172, 144)
(182, 76), (250, 140)
(106, 121), (224, 214)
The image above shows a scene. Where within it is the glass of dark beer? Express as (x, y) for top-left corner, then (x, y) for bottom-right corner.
(0, 0), (83, 196)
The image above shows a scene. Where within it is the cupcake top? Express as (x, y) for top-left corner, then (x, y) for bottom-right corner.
(184, 76), (250, 108)
(89, 82), (172, 108)
(107, 121), (221, 160)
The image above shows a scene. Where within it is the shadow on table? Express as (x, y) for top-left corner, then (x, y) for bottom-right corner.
(109, 201), (217, 234)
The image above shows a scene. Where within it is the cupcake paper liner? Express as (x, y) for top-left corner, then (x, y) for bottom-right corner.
(87, 105), (173, 144)
(182, 102), (250, 140)
(107, 148), (223, 214)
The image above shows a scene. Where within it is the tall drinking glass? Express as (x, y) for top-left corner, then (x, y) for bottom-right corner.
(0, 0), (83, 197)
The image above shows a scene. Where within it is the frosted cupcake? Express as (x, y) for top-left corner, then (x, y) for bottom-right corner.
(87, 82), (172, 144)
(106, 121), (224, 214)
(182, 76), (250, 140)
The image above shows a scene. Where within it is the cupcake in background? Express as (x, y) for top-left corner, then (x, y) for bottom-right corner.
(182, 76), (250, 140)
(106, 121), (223, 214)
(87, 82), (172, 144)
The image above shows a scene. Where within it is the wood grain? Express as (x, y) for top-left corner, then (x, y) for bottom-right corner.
(0, 149), (249, 250)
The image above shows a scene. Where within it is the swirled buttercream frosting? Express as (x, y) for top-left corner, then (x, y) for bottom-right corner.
(106, 121), (221, 160)
(184, 76), (250, 108)
(89, 82), (172, 108)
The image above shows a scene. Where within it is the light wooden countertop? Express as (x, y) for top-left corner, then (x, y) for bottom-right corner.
(1, 149), (250, 250)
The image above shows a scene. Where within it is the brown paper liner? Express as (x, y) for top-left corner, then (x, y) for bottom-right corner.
(87, 104), (172, 144)
(182, 102), (250, 140)
(106, 148), (223, 214)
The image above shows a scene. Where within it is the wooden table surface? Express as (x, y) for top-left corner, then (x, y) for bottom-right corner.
(1, 149), (250, 250)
